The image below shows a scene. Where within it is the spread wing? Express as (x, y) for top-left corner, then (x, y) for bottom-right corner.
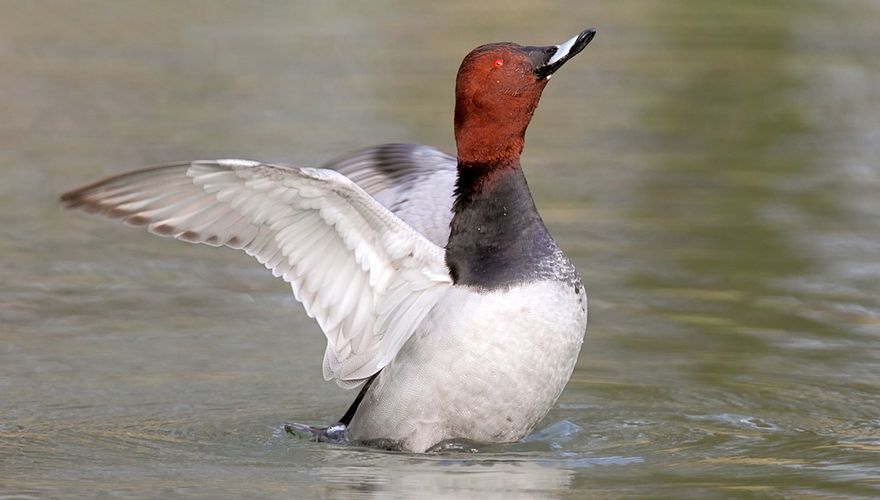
(324, 143), (457, 247)
(61, 159), (452, 388)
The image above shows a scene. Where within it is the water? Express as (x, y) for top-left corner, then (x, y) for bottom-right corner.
(2, 1), (879, 497)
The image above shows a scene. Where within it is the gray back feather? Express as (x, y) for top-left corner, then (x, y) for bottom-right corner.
(324, 143), (457, 247)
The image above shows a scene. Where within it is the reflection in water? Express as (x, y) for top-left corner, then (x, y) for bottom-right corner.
(271, 420), (643, 499)
(311, 459), (575, 500)
(1, 1), (879, 498)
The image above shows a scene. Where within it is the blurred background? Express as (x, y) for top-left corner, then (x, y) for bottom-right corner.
(1, 1), (878, 497)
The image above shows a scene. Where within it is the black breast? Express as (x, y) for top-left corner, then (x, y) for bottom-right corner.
(445, 163), (579, 290)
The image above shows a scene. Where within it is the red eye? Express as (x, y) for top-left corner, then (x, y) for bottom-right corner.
(493, 58), (504, 68)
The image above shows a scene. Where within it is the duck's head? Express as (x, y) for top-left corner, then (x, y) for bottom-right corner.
(454, 28), (596, 166)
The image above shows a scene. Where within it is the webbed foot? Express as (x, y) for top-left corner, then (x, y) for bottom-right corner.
(283, 422), (348, 444)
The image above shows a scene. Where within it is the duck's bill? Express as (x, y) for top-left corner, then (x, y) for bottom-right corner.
(531, 28), (596, 80)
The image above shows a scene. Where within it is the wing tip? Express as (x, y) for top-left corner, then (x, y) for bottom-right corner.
(150, 222), (178, 236)
(59, 189), (111, 216)
(124, 213), (151, 226)
(58, 189), (84, 209)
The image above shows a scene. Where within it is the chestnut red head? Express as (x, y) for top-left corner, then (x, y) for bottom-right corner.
(454, 28), (596, 166)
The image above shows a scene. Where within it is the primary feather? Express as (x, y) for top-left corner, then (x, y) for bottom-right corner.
(60, 155), (453, 387)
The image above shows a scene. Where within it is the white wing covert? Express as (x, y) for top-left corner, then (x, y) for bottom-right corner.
(61, 159), (452, 388)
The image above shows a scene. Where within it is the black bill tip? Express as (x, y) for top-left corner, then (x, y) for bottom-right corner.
(533, 28), (596, 79)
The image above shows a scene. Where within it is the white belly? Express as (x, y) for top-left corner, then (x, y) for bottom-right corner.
(347, 280), (588, 452)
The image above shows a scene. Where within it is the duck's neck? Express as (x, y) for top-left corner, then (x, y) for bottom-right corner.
(446, 161), (556, 290)
(454, 130), (524, 167)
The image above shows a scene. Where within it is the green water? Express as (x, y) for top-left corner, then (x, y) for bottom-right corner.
(2, 1), (878, 497)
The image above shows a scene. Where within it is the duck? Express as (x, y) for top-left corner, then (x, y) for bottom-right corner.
(60, 28), (596, 453)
